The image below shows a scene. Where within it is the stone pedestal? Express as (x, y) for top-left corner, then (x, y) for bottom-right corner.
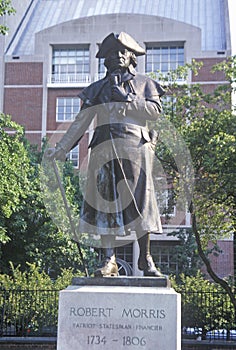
(57, 277), (181, 350)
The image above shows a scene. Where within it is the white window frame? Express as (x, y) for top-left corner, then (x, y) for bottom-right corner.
(68, 145), (79, 168)
(98, 57), (106, 79)
(145, 42), (185, 75)
(151, 243), (179, 275)
(52, 45), (90, 83)
(56, 97), (81, 122)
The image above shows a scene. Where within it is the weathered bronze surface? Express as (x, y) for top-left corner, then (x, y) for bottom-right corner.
(49, 32), (165, 277)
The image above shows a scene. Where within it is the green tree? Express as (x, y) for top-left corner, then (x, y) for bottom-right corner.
(0, 0), (15, 35)
(167, 228), (202, 279)
(0, 113), (31, 244)
(1, 139), (97, 276)
(154, 56), (236, 304)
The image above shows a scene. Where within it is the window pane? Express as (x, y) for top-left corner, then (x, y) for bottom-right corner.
(68, 50), (76, 56)
(73, 99), (80, 108)
(61, 57), (69, 64)
(52, 65), (59, 73)
(161, 47), (168, 54)
(67, 65), (73, 73)
(67, 57), (76, 64)
(145, 44), (184, 75)
(161, 62), (168, 72)
(56, 98), (80, 122)
(152, 48), (160, 54)
(170, 47), (177, 54)
(170, 62), (177, 70)
(153, 56), (161, 63)
(65, 105), (71, 113)
(52, 46), (90, 82)
(150, 242), (178, 275)
(170, 53), (177, 61)
(146, 63), (153, 72)
(76, 56), (84, 62)
(60, 50), (68, 57)
(60, 65), (67, 73)
(178, 53), (184, 63)
(58, 106), (64, 114)
(57, 98), (64, 106)
(68, 145), (79, 167)
(53, 50), (60, 57)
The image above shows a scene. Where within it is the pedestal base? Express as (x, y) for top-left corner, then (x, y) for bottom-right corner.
(72, 275), (171, 287)
(57, 277), (181, 350)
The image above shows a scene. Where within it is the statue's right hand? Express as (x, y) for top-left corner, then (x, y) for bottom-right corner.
(44, 147), (66, 161)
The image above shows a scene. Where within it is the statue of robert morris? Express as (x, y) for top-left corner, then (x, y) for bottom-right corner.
(47, 32), (165, 277)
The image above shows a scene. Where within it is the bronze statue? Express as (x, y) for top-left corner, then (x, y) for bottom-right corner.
(47, 32), (165, 277)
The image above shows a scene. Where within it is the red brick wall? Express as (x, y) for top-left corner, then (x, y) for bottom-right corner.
(192, 58), (226, 82)
(3, 62), (44, 145)
(25, 133), (42, 147)
(202, 240), (234, 279)
(4, 88), (43, 130)
(5, 62), (43, 85)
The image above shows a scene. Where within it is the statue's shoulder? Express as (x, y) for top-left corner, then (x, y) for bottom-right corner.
(133, 73), (165, 97)
(79, 77), (109, 102)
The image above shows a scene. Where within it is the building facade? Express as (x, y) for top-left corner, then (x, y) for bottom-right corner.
(1, 0), (233, 277)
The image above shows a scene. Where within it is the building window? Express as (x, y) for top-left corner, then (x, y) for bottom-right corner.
(68, 145), (79, 168)
(157, 189), (176, 217)
(151, 243), (178, 275)
(56, 97), (81, 122)
(98, 57), (106, 79)
(52, 45), (90, 83)
(162, 95), (177, 118)
(115, 243), (133, 269)
(146, 44), (184, 75)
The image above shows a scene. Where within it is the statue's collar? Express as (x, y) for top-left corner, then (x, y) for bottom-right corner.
(128, 64), (136, 76)
(121, 67), (135, 82)
(107, 65), (136, 82)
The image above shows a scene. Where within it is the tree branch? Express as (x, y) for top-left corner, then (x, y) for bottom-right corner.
(191, 211), (236, 309)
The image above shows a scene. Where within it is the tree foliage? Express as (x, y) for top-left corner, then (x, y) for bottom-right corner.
(167, 228), (202, 279)
(0, 113), (31, 243)
(154, 56), (236, 303)
(0, 117), (97, 276)
(0, 0), (15, 35)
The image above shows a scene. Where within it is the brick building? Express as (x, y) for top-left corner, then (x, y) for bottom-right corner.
(0, 0), (233, 277)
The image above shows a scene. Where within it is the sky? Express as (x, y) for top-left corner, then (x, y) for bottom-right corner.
(228, 0), (236, 54)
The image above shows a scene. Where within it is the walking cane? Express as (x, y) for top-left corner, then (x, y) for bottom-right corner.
(51, 158), (89, 277)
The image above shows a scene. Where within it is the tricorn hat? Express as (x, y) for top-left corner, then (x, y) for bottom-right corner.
(96, 32), (145, 58)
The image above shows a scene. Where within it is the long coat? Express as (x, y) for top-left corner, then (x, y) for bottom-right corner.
(57, 69), (165, 236)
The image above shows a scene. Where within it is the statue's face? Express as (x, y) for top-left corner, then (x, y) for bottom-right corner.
(105, 49), (132, 71)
